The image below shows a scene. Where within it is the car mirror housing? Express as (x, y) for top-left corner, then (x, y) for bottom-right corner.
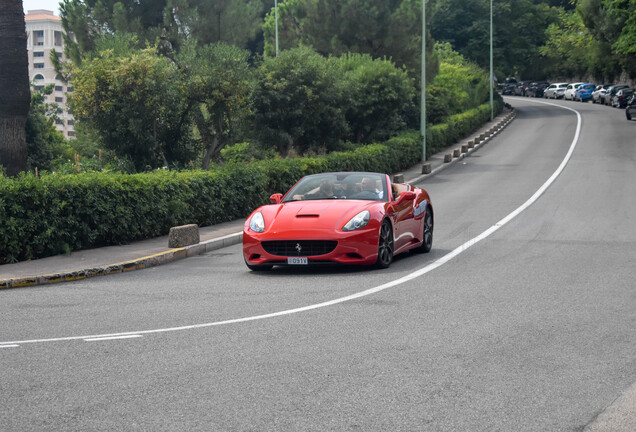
(270, 193), (283, 204)
(395, 191), (416, 205)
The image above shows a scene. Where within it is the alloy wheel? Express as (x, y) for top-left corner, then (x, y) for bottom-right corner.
(376, 220), (394, 269)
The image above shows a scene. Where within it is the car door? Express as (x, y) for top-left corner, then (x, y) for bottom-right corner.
(546, 84), (555, 97)
(389, 188), (416, 252)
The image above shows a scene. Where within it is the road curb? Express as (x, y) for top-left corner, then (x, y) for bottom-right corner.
(0, 232), (243, 289)
(405, 108), (516, 185)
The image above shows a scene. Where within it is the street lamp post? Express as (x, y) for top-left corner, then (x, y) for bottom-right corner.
(490, 0), (494, 121)
(275, 0), (279, 57)
(421, 0), (426, 164)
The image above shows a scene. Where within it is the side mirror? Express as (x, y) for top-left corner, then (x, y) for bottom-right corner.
(395, 191), (416, 205)
(270, 193), (283, 204)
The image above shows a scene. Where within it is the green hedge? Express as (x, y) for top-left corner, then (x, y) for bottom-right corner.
(0, 100), (501, 264)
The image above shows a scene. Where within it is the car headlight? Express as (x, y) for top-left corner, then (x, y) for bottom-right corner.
(249, 212), (265, 233)
(342, 210), (370, 231)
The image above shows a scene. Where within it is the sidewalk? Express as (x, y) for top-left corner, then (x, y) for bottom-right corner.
(0, 107), (516, 289)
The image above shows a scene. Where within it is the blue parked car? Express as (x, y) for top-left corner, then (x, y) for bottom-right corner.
(574, 83), (596, 102)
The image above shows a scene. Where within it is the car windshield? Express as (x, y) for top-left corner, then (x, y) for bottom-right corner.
(282, 172), (388, 202)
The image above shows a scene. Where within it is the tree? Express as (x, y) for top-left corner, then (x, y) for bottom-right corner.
(334, 54), (416, 143)
(577, 0), (636, 78)
(26, 85), (67, 171)
(0, 0), (30, 176)
(540, 8), (602, 79)
(262, 0), (435, 76)
(59, 0), (268, 62)
(176, 41), (254, 169)
(252, 47), (349, 156)
(430, 0), (559, 79)
(68, 41), (193, 170)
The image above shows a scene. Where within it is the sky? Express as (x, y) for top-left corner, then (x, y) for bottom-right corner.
(23, 0), (62, 15)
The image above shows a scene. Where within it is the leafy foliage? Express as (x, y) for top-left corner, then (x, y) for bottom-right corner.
(176, 41), (255, 168)
(575, 0), (636, 78)
(431, 0), (559, 79)
(59, 0), (269, 61)
(262, 0), (437, 78)
(540, 8), (601, 79)
(334, 54), (417, 143)
(251, 47), (350, 156)
(26, 85), (67, 172)
(68, 42), (193, 170)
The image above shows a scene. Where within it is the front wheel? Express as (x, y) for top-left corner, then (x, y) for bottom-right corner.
(417, 208), (434, 253)
(627, 109), (632, 121)
(375, 220), (394, 269)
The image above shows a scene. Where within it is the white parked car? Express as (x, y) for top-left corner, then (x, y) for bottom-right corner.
(591, 84), (612, 104)
(563, 82), (584, 100)
(544, 82), (568, 99)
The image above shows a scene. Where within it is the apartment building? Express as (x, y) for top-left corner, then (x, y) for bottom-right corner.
(25, 10), (75, 138)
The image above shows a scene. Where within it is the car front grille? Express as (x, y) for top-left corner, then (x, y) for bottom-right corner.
(261, 240), (338, 256)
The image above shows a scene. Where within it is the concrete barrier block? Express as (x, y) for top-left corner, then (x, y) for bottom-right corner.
(444, 153), (452, 163)
(461, 144), (468, 153)
(421, 163), (431, 174)
(393, 173), (404, 183)
(169, 224), (200, 248)
(453, 148), (461, 158)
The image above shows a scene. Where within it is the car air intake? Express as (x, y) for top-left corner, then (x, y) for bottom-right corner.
(262, 240), (337, 256)
(296, 214), (319, 218)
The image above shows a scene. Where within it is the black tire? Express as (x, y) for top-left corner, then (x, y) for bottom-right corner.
(415, 207), (434, 253)
(245, 260), (273, 271)
(627, 109), (632, 121)
(375, 220), (394, 269)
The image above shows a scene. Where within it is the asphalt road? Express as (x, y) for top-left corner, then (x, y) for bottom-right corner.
(2, 97), (635, 431)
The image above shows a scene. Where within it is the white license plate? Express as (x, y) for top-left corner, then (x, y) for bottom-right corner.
(287, 257), (308, 265)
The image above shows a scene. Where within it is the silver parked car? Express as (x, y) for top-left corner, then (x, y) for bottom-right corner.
(563, 82), (584, 101)
(591, 84), (612, 104)
(603, 85), (628, 105)
(544, 82), (568, 99)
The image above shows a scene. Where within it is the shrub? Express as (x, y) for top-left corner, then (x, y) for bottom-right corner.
(251, 47), (349, 156)
(334, 54), (416, 144)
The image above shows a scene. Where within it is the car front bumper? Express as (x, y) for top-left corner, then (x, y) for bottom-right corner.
(243, 224), (381, 267)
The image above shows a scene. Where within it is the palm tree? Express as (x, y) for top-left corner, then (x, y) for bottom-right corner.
(0, 0), (30, 176)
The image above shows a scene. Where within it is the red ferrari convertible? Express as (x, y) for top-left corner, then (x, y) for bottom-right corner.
(243, 171), (433, 270)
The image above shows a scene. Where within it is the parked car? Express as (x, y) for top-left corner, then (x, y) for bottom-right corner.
(243, 172), (434, 270)
(612, 88), (634, 108)
(501, 83), (516, 95)
(574, 83), (596, 102)
(514, 81), (530, 96)
(626, 94), (636, 121)
(564, 82), (584, 100)
(544, 82), (568, 99)
(591, 84), (612, 104)
(603, 85), (628, 105)
(501, 78), (517, 95)
(527, 81), (550, 98)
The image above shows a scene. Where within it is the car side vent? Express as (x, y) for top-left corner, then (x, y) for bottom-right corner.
(296, 214), (319, 218)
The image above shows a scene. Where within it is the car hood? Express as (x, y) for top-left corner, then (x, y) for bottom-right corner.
(261, 200), (379, 234)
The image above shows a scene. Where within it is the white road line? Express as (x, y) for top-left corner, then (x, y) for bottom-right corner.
(0, 100), (581, 348)
(0, 344), (20, 348)
(84, 335), (142, 342)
